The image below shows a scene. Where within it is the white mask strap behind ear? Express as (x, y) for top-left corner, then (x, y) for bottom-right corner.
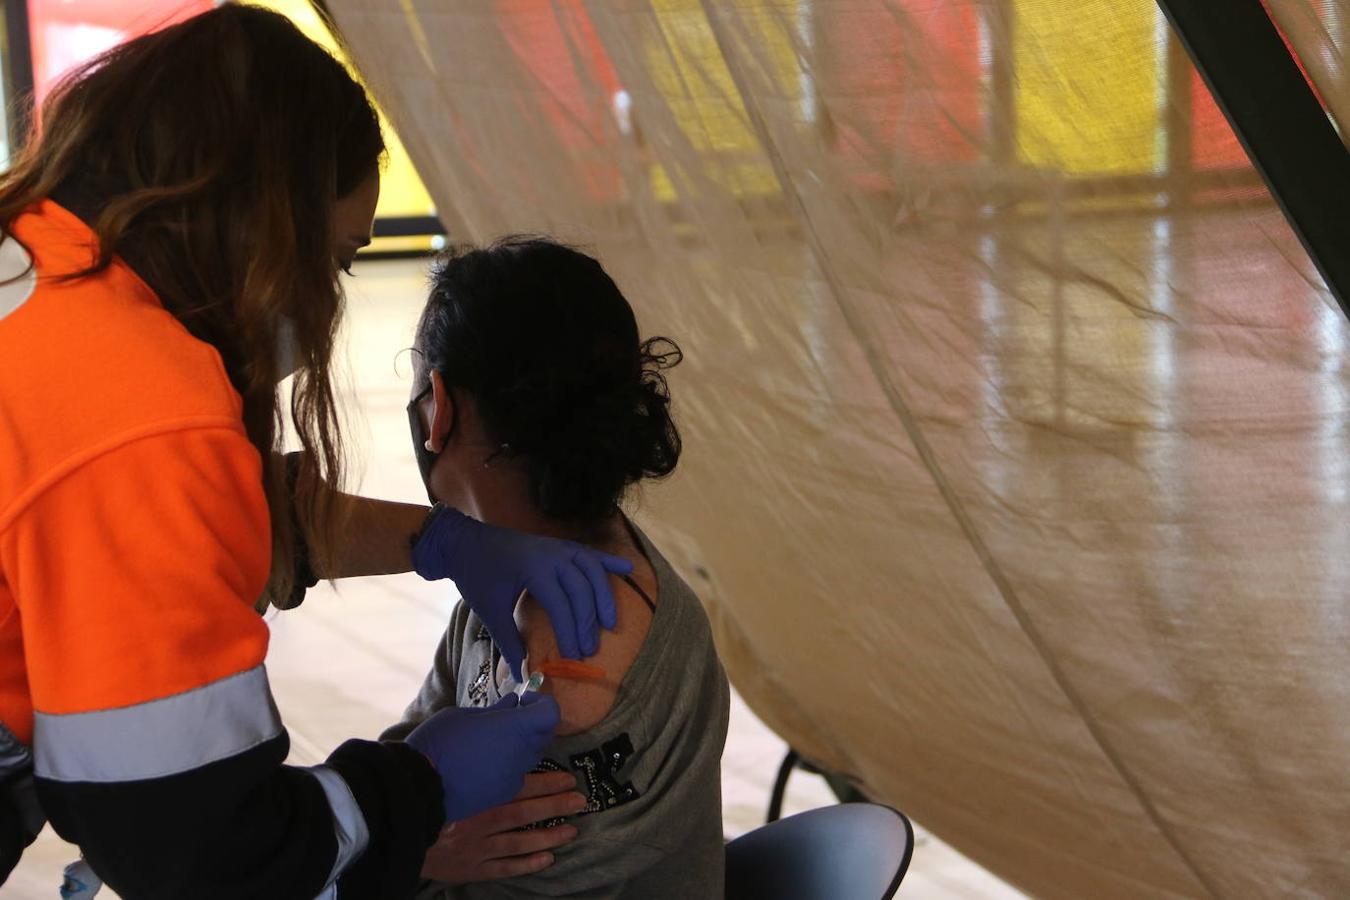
(276, 315), (300, 383)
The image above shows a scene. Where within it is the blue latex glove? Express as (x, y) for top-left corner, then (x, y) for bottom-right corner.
(405, 692), (562, 822)
(412, 505), (633, 680)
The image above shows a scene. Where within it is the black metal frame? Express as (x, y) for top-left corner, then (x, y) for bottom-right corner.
(766, 748), (870, 824)
(1157, 0), (1350, 318)
(372, 215), (445, 239)
(1, 0), (34, 156)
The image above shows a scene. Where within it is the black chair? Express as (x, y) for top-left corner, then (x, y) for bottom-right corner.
(767, 749), (869, 823)
(725, 803), (914, 900)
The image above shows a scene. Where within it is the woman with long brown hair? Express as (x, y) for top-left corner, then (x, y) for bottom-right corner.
(0, 6), (631, 897)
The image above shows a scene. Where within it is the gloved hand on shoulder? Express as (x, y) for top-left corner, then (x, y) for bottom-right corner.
(412, 505), (632, 680)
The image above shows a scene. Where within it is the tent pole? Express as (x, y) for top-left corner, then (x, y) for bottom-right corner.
(1157, 0), (1350, 318)
(1, 0), (33, 156)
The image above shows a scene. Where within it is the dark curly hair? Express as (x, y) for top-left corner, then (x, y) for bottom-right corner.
(414, 236), (682, 524)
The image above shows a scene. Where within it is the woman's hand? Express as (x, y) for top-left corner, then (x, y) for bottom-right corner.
(411, 505), (633, 680)
(420, 771), (586, 885)
(405, 692), (561, 822)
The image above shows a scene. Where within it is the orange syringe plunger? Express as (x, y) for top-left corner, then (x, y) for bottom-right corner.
(537, 657), (607, 681)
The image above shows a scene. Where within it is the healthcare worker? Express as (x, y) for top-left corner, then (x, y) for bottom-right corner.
(0, 6), (631, 897)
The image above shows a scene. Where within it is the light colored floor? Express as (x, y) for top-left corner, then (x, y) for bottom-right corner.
(8, 258), (1023, 898)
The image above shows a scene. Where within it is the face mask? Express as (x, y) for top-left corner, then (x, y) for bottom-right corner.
(276, 316), (300, 383)
(407, 384), (440, 504)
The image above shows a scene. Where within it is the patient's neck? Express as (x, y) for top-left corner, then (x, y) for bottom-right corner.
(443, 462), (620, 549)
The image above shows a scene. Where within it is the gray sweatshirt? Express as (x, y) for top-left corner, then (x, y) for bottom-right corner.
(383, 522), (730, 900)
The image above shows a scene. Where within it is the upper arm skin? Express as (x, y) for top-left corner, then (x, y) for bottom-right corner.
(499, 574), (654, 736)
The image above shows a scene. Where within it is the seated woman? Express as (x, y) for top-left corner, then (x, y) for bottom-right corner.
(383, 237), (730, 899)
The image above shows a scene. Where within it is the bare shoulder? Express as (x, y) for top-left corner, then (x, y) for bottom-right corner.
(507, 557), (657, 736)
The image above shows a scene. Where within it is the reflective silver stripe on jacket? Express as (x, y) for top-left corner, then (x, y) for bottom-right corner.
(0, 720), (44, 839)
(33, 665), (283, 783)
(308, 766), (371, 892)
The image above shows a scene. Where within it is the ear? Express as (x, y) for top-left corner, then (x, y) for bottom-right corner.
(428, 370), (457, 453)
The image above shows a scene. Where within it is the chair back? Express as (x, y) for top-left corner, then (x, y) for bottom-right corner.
(725, 803), (914, 900)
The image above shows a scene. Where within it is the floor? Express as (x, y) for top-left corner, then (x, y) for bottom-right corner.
(8, 258), (1023, 899)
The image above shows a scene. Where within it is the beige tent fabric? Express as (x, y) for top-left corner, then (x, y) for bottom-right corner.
(325, 1), (1350, 896)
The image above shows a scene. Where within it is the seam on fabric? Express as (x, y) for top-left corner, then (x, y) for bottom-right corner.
(34, 665), (283, 782)
(33, 663), (269, 717)
(27, 201), (159, 305)
(23, 200), (242, 412)
(694, 5), (1222, 898)
(0, 417), (251, 536)
(584, 834), (669, 853)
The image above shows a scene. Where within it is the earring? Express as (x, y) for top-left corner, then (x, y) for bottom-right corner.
(483, 443), (511, 468)
(424, 439), (434, 452)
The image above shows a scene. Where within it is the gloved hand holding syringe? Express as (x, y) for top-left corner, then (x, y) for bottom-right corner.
(516, 670), (547, 700)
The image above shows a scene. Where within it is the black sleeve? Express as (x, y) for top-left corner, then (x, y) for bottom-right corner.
(0, 812), (22, 887)
(330, 740), (444, 899)
(0, 767), (44, 887)
(0, 786), (33, 885)
(37, 732), (443, 900)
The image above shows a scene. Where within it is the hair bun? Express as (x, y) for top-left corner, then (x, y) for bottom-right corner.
(639, 336), (683, 372)
(519, 340), (682, 520)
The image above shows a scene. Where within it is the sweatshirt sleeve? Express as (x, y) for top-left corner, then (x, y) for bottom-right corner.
(1, 426), (442, 899)
(381, 602), (473, 744)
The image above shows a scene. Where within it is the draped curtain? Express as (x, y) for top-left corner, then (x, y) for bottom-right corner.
(326, 2), (1350, 895)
